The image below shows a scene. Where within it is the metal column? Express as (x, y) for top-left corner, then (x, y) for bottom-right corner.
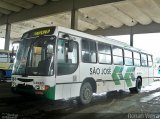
(71, 0), (78, 30)
(130, 26), (133, 46)
(4, 23), (11, 50)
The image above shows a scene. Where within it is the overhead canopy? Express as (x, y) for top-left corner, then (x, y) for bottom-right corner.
(0, 0), (160, 40)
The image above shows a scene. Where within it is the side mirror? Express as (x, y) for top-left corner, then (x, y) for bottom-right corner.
(61, 33), (74, 52)
(65, 40), (74, 52)
(66, 40), (74, 52)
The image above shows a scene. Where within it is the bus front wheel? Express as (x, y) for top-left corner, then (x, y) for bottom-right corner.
(78, 82), (93, 105)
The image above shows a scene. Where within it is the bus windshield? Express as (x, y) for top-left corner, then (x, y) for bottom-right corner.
(12, 36), (56, 76)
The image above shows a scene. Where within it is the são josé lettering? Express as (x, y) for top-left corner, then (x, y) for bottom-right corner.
(90, 67), (111, 75)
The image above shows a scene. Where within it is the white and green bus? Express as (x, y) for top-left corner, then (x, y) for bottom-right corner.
(11, 26), (154, 105)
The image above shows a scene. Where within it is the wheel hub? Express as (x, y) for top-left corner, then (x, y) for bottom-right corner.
(83, 88), (91, 100)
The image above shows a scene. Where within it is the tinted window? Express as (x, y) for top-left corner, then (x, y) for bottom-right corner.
(82, 39), (97, 63)
(112, 47), (123, 56)
(112, 46), (123, 65)
(148, 55), (153, 67)
(124, 50), (133, 66)
(134, 52), (140, 59)
(82, 39), (89, 51)
(141, 54), (148, 66)
(98, 43), (111, 64)
(134, 52), (140, 66)
(98, 43), (111, 54)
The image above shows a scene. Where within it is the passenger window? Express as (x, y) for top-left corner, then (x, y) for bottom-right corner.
(124, 50), (133, 66)
(82, 39), (97, 63)
(141, 54), (148, 66)
(134, 52), (140, 66)
(112, 46), (123, 65)
(148, 55), (153, 67)
(98, 42), (111, 64)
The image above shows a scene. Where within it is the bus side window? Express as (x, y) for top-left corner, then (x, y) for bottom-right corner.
(148, 55), (153, 67)
(141, 54), (148, 67)
(98, 42), (111, 64)
(112, 46), (123, 65)
(81, 39), (96, 63)
(124, 50), (133, 66)
(133, 52), (140, 66)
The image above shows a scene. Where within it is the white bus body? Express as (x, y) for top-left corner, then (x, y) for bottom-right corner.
(11, 26), (154, 104)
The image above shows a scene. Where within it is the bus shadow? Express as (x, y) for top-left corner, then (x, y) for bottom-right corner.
(0, 82), (133, 119)
(42, 90), (132, 119)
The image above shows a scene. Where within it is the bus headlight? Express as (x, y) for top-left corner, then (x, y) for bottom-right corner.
(35, 85), (45, 90)
(35, 85), (40, 90)
(40, 85), (45, 90)
(35, 85), (50, 90)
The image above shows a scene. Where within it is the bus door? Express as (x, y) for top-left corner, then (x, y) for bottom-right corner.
(55, 33), (80, 99)
(148, 55), (154, 84)
(141, 54), (149, 86)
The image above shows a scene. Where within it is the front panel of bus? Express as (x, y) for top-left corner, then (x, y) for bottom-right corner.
(11, 27), (81, 101)
(11, 27), (57, 100)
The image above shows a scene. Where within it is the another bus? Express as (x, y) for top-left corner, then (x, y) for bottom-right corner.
(11, 26), (154, 105)
(0, 50), (14, 80)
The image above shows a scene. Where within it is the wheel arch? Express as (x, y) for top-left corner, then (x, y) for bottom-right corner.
(81, 77), (97, 93)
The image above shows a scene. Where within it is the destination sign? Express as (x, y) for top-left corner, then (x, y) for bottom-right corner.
(22, 27), (56, 39)
(33, 29), (51, 36)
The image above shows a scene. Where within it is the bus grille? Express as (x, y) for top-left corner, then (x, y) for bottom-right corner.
(17, 78), (33, 82)
(17, 84), (34, 90)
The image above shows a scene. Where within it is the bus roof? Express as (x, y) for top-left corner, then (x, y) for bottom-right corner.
(20, 26), (152, 55)
(56, 26), (151, 55)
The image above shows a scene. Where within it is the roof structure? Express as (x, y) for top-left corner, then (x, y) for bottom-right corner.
(0, 0), (160, 40)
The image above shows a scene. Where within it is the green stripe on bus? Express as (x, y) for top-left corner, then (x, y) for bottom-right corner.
(112, 66), (124, 85)
(112, 66), (136, 87)
(44, 86), (56, 100)
(124, 67), (135, 87)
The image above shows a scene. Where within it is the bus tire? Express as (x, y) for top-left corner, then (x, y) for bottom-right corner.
(78, 82), (93, 105)
(129, 77), (142, 93)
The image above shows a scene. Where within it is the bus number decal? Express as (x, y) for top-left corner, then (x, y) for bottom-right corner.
(90, 67), (111, 75)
